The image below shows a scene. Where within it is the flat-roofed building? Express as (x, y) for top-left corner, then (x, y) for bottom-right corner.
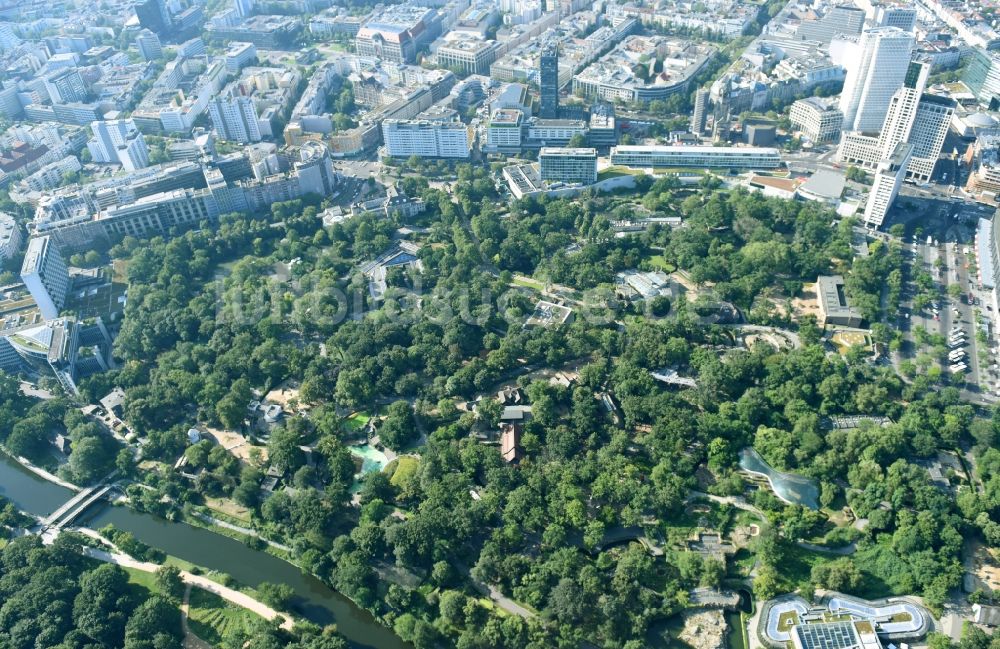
(539, 147), (597, 184)
(486, 108), (523, 150)
(20, 235), (69, 320)
(610, 144), (781, 170)
(0, 212), (21, 260)
(863, 141), (912, 228)
(791, 620), (882, 649)
(356, 5), (439, 64)
(790, 97), (843, 143)
(816, 274), (864, 327)
(224, 42), (257, 74)
(436, 39), (500, 76)
(572, 35), (714, 104)
(525, 117), (586, 146)
(382, 119), (471, 158)
(589, 103), (617, 146)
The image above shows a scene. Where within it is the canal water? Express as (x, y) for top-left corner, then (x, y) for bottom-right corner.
(0, 453), (408, 649)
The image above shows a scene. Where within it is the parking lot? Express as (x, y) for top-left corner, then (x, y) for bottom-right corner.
(889, 212), (998, 402)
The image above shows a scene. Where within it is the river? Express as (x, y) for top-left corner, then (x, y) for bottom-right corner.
(0, 453), (408, 649)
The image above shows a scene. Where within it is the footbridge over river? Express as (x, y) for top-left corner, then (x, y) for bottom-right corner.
(42, 472), (117, 529)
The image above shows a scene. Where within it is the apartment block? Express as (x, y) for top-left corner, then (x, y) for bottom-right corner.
(382, 119), (471, 158)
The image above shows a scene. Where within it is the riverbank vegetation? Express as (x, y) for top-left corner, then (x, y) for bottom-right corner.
(0, 373), (121, 486)
(0, 534), (184, 649)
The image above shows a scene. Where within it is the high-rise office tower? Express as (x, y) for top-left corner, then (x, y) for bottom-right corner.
(690, 88), (709, 135)
(839, 27), (915, 133)
(20, 236), (69, 320)
(135, 29), (162, 61)
(234, 0), (255, 18)
(875, 61), (930, 159)
(539, 44), (559, 119)
(840, 60), (955, 183)
(907, 94), (955, 182)
(135, 0), (172, 35)
(863, 142), (912, 229)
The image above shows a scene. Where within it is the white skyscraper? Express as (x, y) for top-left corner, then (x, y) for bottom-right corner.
(838, 60), (956, 183)
(234, 0), (255, 18)
(839, 27), (915, 133)
(208, 95), (262, 144)
(875, 61), (930, 160)
(116, 134), (151, 172)
(20, 236), (70, 320)
(87, 119), (150, 170)
(863, 142), (912, 229)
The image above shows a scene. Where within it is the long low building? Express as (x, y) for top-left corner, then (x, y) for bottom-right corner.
(609, 145), (781, 170)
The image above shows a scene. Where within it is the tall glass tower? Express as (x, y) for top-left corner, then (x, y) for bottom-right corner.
(539, 44), (559, 119)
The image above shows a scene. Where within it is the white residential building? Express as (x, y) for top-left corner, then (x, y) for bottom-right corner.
(382, 119), (472, 159)
(863, 142), (912, 229)
(208, 95), (262, 143)
(116, 135), (151, 172)
(838, 27), (915, 133)
(20, 235), (70, 320)
(224, 42), (257, 74)
(87, 119), (150, 171)
(0, 212), (21, 261)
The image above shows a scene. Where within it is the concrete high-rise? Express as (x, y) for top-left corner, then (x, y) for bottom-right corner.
(539, 44), (559, 119)
(135, 0), (172, 34)
(234, 0), (255, 18)
(838, 60), (955, 183)
(874, 61), (929, 161)
(839, 27), (915, 133)
(44, 68), (88, 104)
(208, 95), (263, 144)
(690, 88), (709, 135)
(88, 119), (146, 164)
(20, 236), (70, 320)
(863, 142), (912, 229)
(135, 29), (162, 61)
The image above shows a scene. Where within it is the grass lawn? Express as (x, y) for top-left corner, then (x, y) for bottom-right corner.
(389, 456), (420, 488)
(344, 412), (371, 432)
(204, 497), (252, 524)
(777, 610), (799, 631)
(512, 275), (544, 291)
(647, 254), (676, 273)
(597, 167), (643, 181)
(187, 587), (263, 646)
(124, 566), (158, 593)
